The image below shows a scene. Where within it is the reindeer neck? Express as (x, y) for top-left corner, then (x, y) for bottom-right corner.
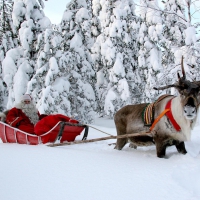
(171, 96), (192, 140)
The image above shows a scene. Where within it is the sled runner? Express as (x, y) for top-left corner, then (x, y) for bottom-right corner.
(0, 121), (88, 145)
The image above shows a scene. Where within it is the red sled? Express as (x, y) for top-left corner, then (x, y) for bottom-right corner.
(0, 121), (88, 145)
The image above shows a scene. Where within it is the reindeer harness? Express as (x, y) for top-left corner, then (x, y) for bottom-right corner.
(143, 95), (181, 132)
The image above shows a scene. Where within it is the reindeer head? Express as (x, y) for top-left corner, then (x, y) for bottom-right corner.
(154, 57), (200, 120)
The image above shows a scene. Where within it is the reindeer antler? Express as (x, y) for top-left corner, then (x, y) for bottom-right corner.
(154, 57), (199, 92)
(180, 56), (186, 79)
(192, 80), (200, 87)
(177, 72), (181, 79)
(153, 84), (178, 90)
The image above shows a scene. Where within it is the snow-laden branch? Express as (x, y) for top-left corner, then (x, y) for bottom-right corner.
(135, 3), (187, 23)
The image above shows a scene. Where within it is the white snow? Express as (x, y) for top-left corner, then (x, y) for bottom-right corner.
(45, 57), (59, 86)
(13, 60), (34, 103)
(150, 48), (161, 71)
(75, 7), (90, 23)
(62, 10), (73, 22)
(70, 32), (83, 50)
(185, 26), (197, 45)
(113, 53), (125, 77)
(96, 70), (105, 86)
(0, 117), (200, 200)
(118, 78), (130, 101)
(104, 89), (117, 115)
(36, 16), (51, 31)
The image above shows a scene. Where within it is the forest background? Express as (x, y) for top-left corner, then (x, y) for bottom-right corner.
(1, 0), (200, 124)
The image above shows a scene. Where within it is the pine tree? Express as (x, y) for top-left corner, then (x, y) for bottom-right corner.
(27, 29), (72, 116)
(159, 0), (186, 93)
(92, 0), (140, 117)
(2, 0), (51, 108)
(32, 0), (96, 123)
(161, 0), (200, 93)
(137, 0), (163, 102)
(0, 0), (17, 55)
(2, 47), (34, 108)
(0, 0), (17, 111)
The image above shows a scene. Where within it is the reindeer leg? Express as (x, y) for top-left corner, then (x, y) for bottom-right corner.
(114, 137), (127, 150)
(114, 130), (127, 150)
(175, 141), (187, 154)
(114, 121), (127, 150)
(154, 135), (168, 158)
(155, 142), (167, 158)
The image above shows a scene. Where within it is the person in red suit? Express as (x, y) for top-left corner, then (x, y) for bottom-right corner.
(4, 94), (79, 136)
(5, 94), (45, 134)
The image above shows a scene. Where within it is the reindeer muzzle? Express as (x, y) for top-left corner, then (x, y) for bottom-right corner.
(183, 96), (198, 120)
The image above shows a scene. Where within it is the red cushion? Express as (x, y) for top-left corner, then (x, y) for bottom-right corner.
(34, 114), (75, 136)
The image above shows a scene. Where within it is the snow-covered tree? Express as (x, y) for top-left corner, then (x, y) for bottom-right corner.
(26, 28), (72, 116)
(2, 0), (51, 108)
(162, 0), (186, 61)
(160, 0), (200, 94)
(92, 0), (139, 117)
(12, 0), (51, 60)
(2, 48), (33, 109)
(0, 0), (17, 56)
(137, 0), (163, 102)
(158, 0), (186, 92)
(61, 0), (96, 123)
(0, 0), (17, 111)
(29, 0), (96, 123)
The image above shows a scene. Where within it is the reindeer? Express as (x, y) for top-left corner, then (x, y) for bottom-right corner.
(114, 57), (200, 158)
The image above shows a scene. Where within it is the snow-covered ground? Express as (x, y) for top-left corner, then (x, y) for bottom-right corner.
(0, 117), (200, 200)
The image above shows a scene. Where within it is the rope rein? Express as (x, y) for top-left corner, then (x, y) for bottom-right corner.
(84, 124), (114, 136)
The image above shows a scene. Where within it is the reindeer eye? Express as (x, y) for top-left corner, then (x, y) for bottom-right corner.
(180, 91), (185, 96)
(184, 110), (187, 113)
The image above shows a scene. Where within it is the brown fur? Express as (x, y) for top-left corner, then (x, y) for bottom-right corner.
(114, 57), (200, 158)
(114, 95), (197, 158)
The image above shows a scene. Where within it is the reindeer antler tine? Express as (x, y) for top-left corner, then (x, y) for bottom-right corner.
(153, 84), (177, 90)
(193, 81), (200, 87)
(177, 72), (181, 79)
(181, 56), (186, 79)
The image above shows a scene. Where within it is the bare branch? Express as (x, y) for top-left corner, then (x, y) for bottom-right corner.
(191, 8), (200, 18)
(134, 3), (187, 23)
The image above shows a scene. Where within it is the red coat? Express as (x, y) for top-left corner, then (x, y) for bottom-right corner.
(5, 107), (44, 134)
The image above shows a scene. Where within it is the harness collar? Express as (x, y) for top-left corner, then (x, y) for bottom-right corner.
(165, 98), (181, 131)
(150, 98), (181, 131)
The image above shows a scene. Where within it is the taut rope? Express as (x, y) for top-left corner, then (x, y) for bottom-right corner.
(84, 124), (114, 136)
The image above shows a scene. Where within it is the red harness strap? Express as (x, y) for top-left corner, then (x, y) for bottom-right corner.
(165, 99), (181, 131)
(149, 98), (181, 131)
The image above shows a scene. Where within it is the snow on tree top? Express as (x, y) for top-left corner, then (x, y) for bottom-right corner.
(75, 8), (90, 23)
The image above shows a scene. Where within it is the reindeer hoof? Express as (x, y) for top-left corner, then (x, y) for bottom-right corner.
(114, 145), (121, 150)
(175, 141), (187, 155)
(157, 154), (166, 158)
(129, 143), (137, 149)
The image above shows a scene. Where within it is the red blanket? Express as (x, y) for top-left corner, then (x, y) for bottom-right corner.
(34, 114), (78, 136)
